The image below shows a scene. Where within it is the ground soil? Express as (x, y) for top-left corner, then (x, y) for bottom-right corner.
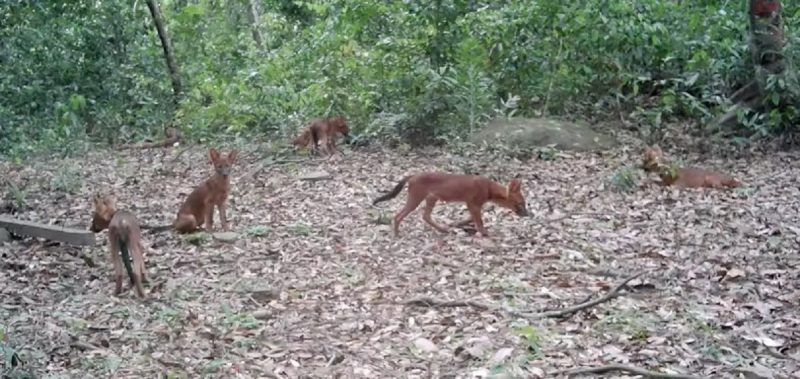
(1, 142), (798, 378)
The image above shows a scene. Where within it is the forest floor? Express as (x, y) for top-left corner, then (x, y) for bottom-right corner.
(1, 139), (799, 379)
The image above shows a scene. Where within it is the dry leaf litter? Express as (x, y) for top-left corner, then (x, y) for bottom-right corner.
(0, 144), (799, 378)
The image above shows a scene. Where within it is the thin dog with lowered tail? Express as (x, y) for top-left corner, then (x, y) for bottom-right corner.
(372, 172), (529, 237)
(89, 193), (148, 298)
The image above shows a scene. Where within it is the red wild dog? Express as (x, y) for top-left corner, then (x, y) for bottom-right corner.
(173, 148), (239, 233)
(372, 172), (529, 237)
(89, 193), (148, 298)
(642, 145), (740, 188)
(292, 116), (349, 155)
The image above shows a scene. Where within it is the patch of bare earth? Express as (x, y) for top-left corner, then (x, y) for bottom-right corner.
(1, 144), (799, 378)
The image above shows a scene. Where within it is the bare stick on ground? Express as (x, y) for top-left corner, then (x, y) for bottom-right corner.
(553, 364), (704, 379)
(404, 271), (648, 320)
(243, 157), (328, 180)
(118, 127), (182, 150)
(405, 297), (493, 312)
(527, 270), (647, 319)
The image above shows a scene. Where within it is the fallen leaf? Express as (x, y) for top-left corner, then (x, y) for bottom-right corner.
(488, 347), (514, 365)
(413, 338), (437, 353)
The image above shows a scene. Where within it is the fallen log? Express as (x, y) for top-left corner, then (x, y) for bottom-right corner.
(0, 216), (95, 246)
(117, 127), (182, 150)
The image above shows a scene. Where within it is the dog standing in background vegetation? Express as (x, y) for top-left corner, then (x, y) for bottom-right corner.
(293, 116), (349, 156)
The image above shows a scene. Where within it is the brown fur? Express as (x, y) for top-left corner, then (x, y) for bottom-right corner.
(292, 116), (349, 155)
(89, 194), (148, 298)
(642, 145), (740, 188)
(118, 127), (182, 150)
(641, 146), (666, 173)
(372, 172), (529, 237)
(173, 148), (239, 234)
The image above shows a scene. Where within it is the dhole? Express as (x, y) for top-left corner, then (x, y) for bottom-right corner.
(642, 145), (740, 188)
(173, 148), (239, 233)
(89, 194), (148, 298)
(372, 172), (529, 237)
(292, 116), (349, 155)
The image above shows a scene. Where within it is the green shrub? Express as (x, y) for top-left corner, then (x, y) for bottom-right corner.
(1, 0), (797, 157)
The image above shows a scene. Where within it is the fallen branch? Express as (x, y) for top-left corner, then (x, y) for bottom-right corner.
(553, 364), (704, 379)
(117, 127), (182, 150)
(422, 256), (459, 268)
(536, 211), (620, 225)
(455, 211), (602, 236)
(70, 340), (104, 352)
(458, 211), (611, 231)
(404, 297), (493, 312)
(404, 271), (649, 320)
(153, 355), (184, 369)
(527, 271), (647, 319)
(242, 156), (327, 181)
(169, 143), (199, 163)
(269, 157), (326, 166)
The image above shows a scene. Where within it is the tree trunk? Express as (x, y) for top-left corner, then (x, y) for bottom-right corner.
(248, 0), (265, 52)
(146, 0), (183, 103)
(430, 0), (444, 68)
(749, 0), (785, 73)
(717, 0), (785, 128)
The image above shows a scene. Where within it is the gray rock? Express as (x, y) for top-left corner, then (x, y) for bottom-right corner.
(0, 227), (10, 244)
(470, 117), (617, 152)
(212, 231), (239, 243)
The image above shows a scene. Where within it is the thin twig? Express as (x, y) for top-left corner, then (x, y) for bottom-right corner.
(422, 256), (459, 268)
(169, 143), (197, 163)
(404, 297), (493, 312)
(241, 156), (324, 180)
(526, 271), (647, 319)
(153, 356), (184, 369)
(404, 271), (649, 321)
(575, 291), (595, 306)
(70, 340), (103, 351)
(552, 364), (704, 379)
(535, 212), (615, 225)
(272, 157), (322, 166)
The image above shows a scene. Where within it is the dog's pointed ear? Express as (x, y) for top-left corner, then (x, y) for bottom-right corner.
(209, 148), (221, 162)
(508, 179), (522, 193)
(92, 193), (104, 207)
(107, 196), (117, 208)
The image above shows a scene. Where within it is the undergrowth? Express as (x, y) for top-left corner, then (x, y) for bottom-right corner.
(1, 1), (798, 159)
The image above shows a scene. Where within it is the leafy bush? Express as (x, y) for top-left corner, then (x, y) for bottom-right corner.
(1, 0), (797, 157)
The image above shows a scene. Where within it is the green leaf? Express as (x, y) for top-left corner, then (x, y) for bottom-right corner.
(183, 4), (205, 16)
(771, 92), (781, 106)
